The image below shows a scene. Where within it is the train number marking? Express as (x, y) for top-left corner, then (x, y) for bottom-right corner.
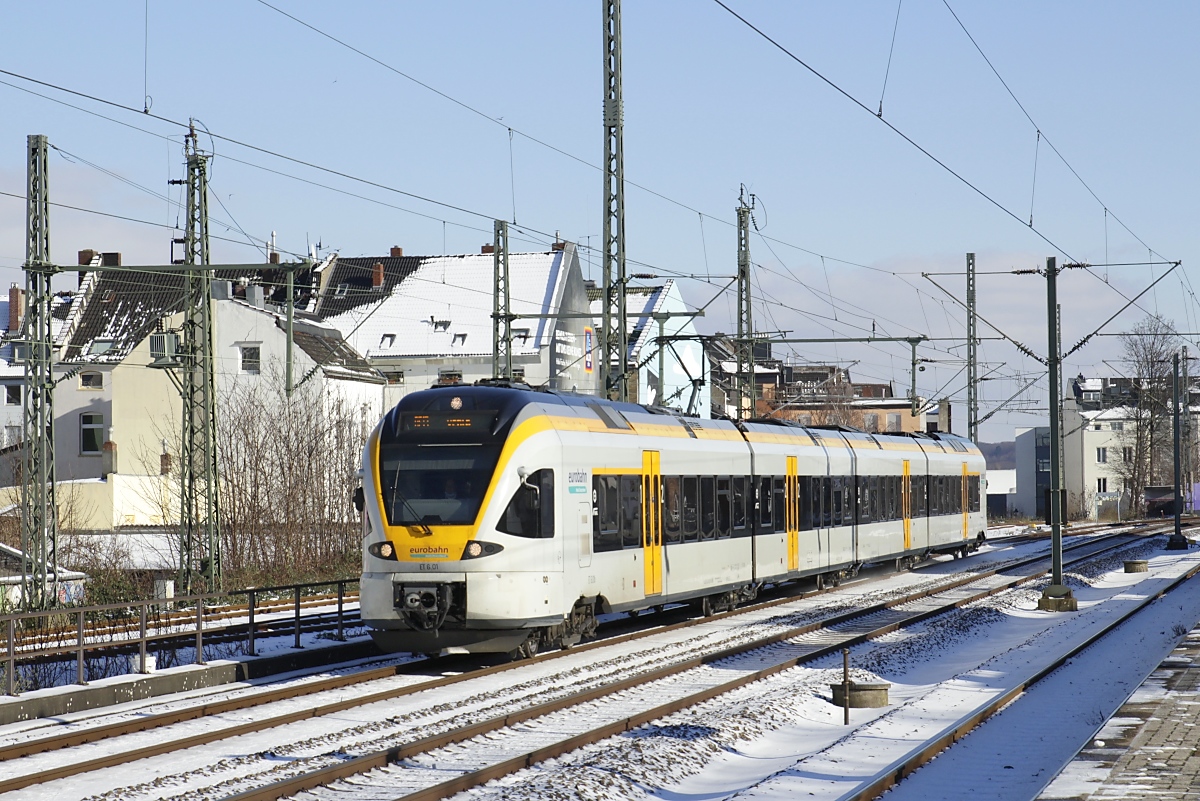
(419, 564), (441, 572)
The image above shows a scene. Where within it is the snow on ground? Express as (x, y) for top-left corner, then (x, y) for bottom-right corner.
(448, 537), (1200, 801)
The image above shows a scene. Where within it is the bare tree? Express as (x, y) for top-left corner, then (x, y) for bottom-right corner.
(1112, 315), (1177, 514)
(216, 368), (368, 585)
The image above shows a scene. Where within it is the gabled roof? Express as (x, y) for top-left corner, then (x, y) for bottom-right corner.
(60, 270), (184, 362)
(286, 318), (380, 383)
(53, 268), (378, 384)
(319, 249), (575, 360)
(588, 281), (684, 359)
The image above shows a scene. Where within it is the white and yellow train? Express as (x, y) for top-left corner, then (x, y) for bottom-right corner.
(360, 384), (987, 656)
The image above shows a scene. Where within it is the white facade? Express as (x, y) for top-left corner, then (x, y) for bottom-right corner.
(321, 245), (598, 410)
(590, 280), (709, 417)
(1063, 404), (1130, 519)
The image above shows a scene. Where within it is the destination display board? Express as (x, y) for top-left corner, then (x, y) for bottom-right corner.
(400, 411), (497, 431)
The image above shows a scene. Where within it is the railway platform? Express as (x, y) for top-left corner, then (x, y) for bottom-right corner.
(1040, 622), (1200, 799)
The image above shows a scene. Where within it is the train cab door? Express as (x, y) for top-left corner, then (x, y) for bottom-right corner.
(902, 460), (912, 551)
(786, 456), (800, 572)
(642, 450), (664, 596)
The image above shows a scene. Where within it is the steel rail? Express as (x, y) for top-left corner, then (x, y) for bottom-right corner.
(845, 539), (1200, 801)
(0, 527), (1147, 795)
(191, 531), (1162, 801)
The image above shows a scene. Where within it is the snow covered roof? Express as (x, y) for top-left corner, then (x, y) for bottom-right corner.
(587, 281), (695, 359)
(287, 318), (381, 383)
(319, 249), (576, 360)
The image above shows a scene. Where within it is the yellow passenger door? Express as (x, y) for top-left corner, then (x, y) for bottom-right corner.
(642, 450), (663, 596)
(786, 456), (799, 571)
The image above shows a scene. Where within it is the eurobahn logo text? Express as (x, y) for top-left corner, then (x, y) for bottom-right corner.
(410, 546), (450, 559)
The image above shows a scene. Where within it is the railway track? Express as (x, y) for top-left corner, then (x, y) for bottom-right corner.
(0, 525), (1163, 800)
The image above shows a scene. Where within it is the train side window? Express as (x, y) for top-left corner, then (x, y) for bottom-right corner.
(817, 477), (829, 527)
(773, 477), (785, 532)
(700, 477), (716, 539)
(682, 476), (699, 542)
(811, 477), (822, 529)
(830, 476), (843, 527)
(663, 476), (682, 543)
(593, 476), (621, 552)
(890, 476), (900, 520)
(732, 477), (747, 531)
(498, 468), (554, 538)
(798, 477), (811, 530)
(620, 475), (642, 548)
(714, 478), (729, 536)
(857, 477), (870, 524)
(759, 477), (773, 528)
(912, 475), (925, 516)
(969, 475), (980, 512)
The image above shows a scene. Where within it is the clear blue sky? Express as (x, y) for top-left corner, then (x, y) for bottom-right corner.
(2, 1), (1197, 442)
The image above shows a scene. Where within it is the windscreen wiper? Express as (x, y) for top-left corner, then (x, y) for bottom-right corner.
(389, 470), (433, 536)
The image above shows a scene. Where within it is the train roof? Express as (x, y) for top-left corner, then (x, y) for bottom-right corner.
(380, 382), (981, 454)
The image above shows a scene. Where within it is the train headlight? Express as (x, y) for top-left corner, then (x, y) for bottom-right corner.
(368, 541), (397, 560)
(460, 540), (504, 560)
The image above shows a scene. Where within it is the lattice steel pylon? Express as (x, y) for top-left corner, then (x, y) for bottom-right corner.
(20, 134), (60, 609)
(966, 252), (978, 442)
(600, 0), (628, 401)
(492, 220), (513, 380)
(735, 192), (755, 421)
(176, 128), (221, 593)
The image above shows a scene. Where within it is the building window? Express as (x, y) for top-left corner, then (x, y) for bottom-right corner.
(80, 413), (104, 455)
(4, 385), (19, 405)
(1097, 477), (1108, 493)
(437, 370), (462, 385)
(240, 345), (261, 374)
(385, 371), (405, 386)
(1123, 446), (1133, 463)
(335, 283), (349, 297)
(863, 413), (879, 432)
(1036, 458), (1051, 472)
(1111, 422), (1123, 432)
(80, 372), (103, 390)
(795, 414), (812, 426)
(1096, 447), (1107, 463)
(886, 413), (901, 432)
(88, 340), (116, 356)
(1093, 424), (1102, 431)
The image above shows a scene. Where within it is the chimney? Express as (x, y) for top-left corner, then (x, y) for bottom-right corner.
(551, 241), (566, 252)
(245, 285), (265, 308)
(8, 284), (24, 333)
(390, 246), (404, 258)
(78, 249), (98, 266)
(101, 252), (122, 267)
(371, 262), (385, 289)
(160, 451), (173, 476)
(481, 244), (495, 255)
(269, 251), (280, 265)
(102, 437), (118, 478)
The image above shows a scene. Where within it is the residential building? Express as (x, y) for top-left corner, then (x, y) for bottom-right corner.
(317, 244), (598, 405)
(587, 279), (708, 415)
(0, 251), (381, 534)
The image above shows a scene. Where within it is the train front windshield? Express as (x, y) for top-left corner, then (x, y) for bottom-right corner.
(379, 443), (502, 526)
